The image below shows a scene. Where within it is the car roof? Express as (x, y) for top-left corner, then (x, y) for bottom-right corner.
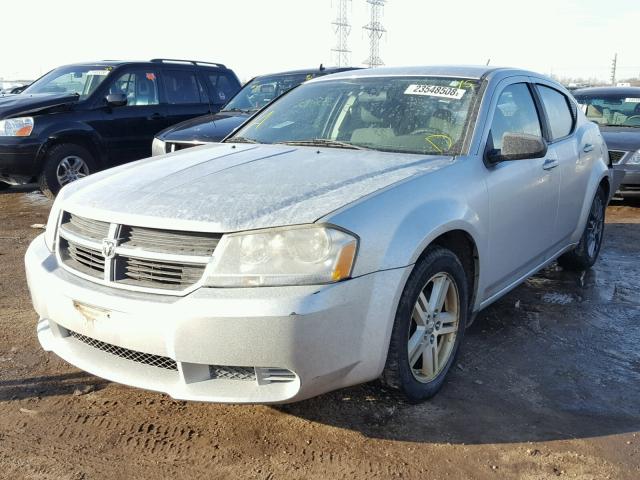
(59, 59), (231, 70)
(309, 65), (547, 82)
(572, 86), (640, 96)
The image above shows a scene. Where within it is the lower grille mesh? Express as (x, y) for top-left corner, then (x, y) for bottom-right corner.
(68, 330), (178, 371)
(209, 365), (256, 381)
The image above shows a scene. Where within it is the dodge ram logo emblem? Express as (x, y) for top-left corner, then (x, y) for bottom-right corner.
(101, 239), (117, 259)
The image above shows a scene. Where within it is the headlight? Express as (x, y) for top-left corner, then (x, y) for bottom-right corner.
(43, 196), (63, 252)
(626, 149), (640, 165)
(151, 137), (166, 156)
(0, 117), (33, 136)
(204, 225), (358, 287)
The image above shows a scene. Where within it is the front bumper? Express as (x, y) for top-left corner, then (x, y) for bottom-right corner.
(0, 137), (42, 176)
(26, 234), (408, 403)
(618, 168), (640, 195)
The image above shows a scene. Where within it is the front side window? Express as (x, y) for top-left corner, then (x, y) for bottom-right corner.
(205, 73), (241, 105)
(163, 70), (201, 104)
(538, 85), (573, 140)
(108, 71), (159, 106)
(489, 83), (542, 151)
(230, 76), (481, 155)
(24, 65), (112, 99)
(574, 92), (640, 127)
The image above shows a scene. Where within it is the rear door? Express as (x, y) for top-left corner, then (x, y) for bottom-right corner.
(482, 79), (561, 299)
(96, 67), (168, 164)
(162, 68), (211, 127)
(532, 81), (586, 246)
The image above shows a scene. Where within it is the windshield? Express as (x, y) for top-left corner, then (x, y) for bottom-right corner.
(24, 65), (112, 99)
(223, 73), (320, 112)
(229, 76), (480, 155)
(574, 93), (640, 127)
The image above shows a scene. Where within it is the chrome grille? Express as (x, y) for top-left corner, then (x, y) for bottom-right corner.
(119, 256), (206, 291)
(609, 150), (627, 165)
(68, 330), (178, 370)
(57, 212), (221, 295)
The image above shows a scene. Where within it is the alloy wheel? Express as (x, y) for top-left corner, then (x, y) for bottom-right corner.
(408, 272), (460, 382)
(586, 193), (604, 258)
(56, 155), (90, 186)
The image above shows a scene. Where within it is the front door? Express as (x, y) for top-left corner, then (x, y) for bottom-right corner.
(483, 81), (561, 299)
(97, 68), (168, 165)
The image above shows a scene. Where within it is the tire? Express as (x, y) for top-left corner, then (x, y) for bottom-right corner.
(382, 246), (469, 403)
(557, 186), (606, 271)
(38, 143), (96, 199)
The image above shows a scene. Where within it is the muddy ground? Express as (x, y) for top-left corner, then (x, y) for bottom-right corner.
(0, 187), (638, 480)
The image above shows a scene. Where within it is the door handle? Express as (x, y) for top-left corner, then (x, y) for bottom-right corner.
(542, 158), (559, 170)
(583, 144), (594, 153)
(147, 113), (164, 121)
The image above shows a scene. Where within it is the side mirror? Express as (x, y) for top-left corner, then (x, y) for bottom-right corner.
(105, 93), (127, 107)
(486, 132), (547, 164)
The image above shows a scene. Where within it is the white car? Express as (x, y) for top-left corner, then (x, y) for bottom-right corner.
(26, 66), (611, 403)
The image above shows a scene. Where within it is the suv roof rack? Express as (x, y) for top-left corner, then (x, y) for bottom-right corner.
(150, 58), (227, 69)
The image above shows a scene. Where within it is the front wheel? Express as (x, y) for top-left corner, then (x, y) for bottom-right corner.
(382, 246), (468, 402)
(558, 186), (606, 271)
(38, 143), (96, 199)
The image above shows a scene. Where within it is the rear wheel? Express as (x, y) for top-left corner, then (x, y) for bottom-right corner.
(38, 143), (96, 199)
(558, 186), (606, 271)
(382, 246), (468, 402)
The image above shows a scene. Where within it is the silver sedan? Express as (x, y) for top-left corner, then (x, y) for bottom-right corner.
(26, 66), (611, 403)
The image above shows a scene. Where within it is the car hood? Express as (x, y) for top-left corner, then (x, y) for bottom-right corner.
(61, 143), (454, 232)
(600, 126), (640, 152)
(157, 111), (250, 143)
(0, 92), (79, 119)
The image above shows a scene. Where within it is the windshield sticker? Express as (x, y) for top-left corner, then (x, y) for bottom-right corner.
(625, 98), (640, 103)
(87, 70), (109, 76)
(146, 73), (156, 81)
(404, 84), (466, 99)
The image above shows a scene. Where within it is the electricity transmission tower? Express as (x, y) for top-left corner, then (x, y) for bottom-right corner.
(610, 53), (617, 86)
(362, 0), (386, 68)
(331, 0), (352, 67)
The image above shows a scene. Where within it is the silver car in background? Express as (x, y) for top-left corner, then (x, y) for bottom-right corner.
(26, 66), (611, 403)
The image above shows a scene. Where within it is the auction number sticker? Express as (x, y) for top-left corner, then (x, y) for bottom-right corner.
(87, 70), (110, 76)
(625, 97), (640, 103)
(404, 84), (466, 99)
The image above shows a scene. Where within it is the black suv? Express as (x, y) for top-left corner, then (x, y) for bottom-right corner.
(0, 59), (241, 196)
(152, 66), (359, 155)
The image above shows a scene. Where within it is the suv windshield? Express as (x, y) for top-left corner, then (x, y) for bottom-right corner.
(24, 65), (112, 99)
(229, 76), (480, 155)
(223, 73), (317, 113)
(575, 93), (640, 127)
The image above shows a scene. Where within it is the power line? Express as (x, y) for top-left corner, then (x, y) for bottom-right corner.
(331, 0), (352, 67)
(362, 0), (386, 68)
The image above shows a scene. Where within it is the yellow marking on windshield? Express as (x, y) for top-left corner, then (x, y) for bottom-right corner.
(425, 134), (453, 153)
(253, 110), (274, 129)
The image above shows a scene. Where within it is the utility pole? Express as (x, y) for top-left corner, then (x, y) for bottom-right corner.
(610, 53), (617, 86)
(331, 0), (352, 67)
(362, 0), (386, 68)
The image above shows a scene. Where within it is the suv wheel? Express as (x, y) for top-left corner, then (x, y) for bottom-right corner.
(557, 186), (606, 271)
(39, 144), (96, 198)
(382, 246), (468, 402)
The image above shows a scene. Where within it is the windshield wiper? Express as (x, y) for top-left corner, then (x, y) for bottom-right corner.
(222, 107), (254, 114)
(601, 123), (639, 128)
(275, 139), (368, 150)
(227, 136), (259, 144)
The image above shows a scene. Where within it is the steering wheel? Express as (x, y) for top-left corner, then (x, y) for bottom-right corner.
(409, 127), (444, 136)
(623, 115), (640, 126)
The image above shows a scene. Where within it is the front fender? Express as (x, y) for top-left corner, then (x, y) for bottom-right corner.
(35, 121), (106, 168)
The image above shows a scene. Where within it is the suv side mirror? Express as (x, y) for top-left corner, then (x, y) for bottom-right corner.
(106, 93), (127, 107)
(486, 132), (547, 164)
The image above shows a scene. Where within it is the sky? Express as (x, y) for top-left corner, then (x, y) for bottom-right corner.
(1, 0), (639, 83)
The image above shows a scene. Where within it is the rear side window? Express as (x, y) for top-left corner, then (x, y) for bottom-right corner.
(163, 70), (202, 104)
(490, 83), (542, 151)
(537, 85), (574, 140)
(108, 70), (159, 106)
(204, 72), (241, 104)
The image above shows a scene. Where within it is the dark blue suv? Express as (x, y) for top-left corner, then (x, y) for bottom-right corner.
(0, 59), (241, 197)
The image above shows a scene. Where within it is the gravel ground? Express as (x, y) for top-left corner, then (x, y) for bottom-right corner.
(0, 187), (639, 479)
